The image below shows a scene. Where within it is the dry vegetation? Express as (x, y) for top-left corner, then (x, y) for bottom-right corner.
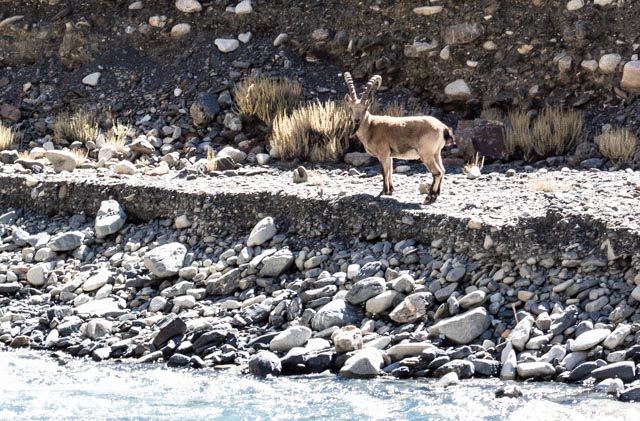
(480, 107), (503, 122)
(205, 148), (217, 172)
(528, 176), (572, 192)
(0, 124), (18, 151)
(506, 107), (583, 161)
(54, 108), (99, 144)
(463, 153), (485, 174)
(383, 101), (405, 117)
(105, 121), (130, 152)
(71, 148), (88, 165)
(271, 100), (353, 162)
(595, 127), (638, 163)
(235, 74), (302, 124)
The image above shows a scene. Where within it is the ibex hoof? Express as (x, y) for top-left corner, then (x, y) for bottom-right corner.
(424, 194), (438, 205)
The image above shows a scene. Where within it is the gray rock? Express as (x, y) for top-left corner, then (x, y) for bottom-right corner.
(568, 361), (603, 382)
(571, 328), (611, 351)
(472, 359), (501, 377)
(95, 200), (127, 238)
(603, 324), (631, 350)
(311, 299), (364, 331)
(215, 38), (240, 53)
(429, 307), (491, 345)
(26, 263), (49, 286)
(344, 152), (374, 167)
(249, 351), (282, 377)
(217, 146), (247, 163)
(509, 316), (533, 351)
(457, 290), (485, 309)
(0, 282), (22, 294)
(144, 242), (187, 278)
(75, 298), (125, 317)
(206, 268), (242, 296)
(190, 92), (220, 126)
(444, 23), (484, 45)
(365, 290), (403, 314)
(152, 314), (187, 348)
(82, 72), (101, 87)
(339, 347), (384, 379)
(270, 326), (312, 352)
(247, 217), (277, 246)
(82, 270), (111, 292)
(386, 343), (433, 361)
(346, 277), (386, 305)
(176, 0), (202, 13)
(389, 292), (432, 323)
(619, 385), (640, 402)
(45, 150), (77, 173)
(550, 305), (578, 335)
(434, 359), (475, 379)
(446, 266), (466, 283)
(49, 231), (84, 251)
(517, 362), (555, 379)
(590, 361), (636, 383)
(259, 249), (294, 277)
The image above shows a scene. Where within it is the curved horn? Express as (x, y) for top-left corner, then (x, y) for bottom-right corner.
(343, 72), (358, 100)
(362, 75), (382, 101)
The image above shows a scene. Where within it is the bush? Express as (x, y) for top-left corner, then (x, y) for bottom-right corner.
(104, 120), (130, 152)
(234, 74), (302, 124)
(480, 107), (503, 122)
(595, 127), (638, 163)
(54, 108), (99, 144)
(270, 100), (353, 162)
(0, 124), (18, 151)
(505, 110), (533, 161)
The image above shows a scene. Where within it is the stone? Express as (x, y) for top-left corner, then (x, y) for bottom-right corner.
(215, 39), (240, 53)
(429, 307), (491, 345)
(581, 60), (598, 72)
(455, 119), (506, 161)
(259, 249), (294, 277)
(173, 295), (196, 309)
(189, 92), (220, 126)
(144, 242), (187, 278)
(386, 343), (433, 361)
(83, 319), (112, 339)
(331, 326), (362, 353)
(435, 372), (459, 387)
(149, 296), (167, 312)
(217, 146), (247, 163)
(75, 298), (125, 318)
(590, 361), (636, 383)
(152, 314), (187, 347)
(413, 6), (443, 15)
(10, 336), (30, 348)
(339, 347), (384, 379)
(389, 292), (432, 324)
(365, 290), (402, 314)
(238, 32), (252, 43)
(517, 362), (555, 379)
(604, 324), (631, 350)
(404, 40), (439, 58)
(500, 342), (517, 380)
(446, 267), (466, 283)
(594, 0), (613, 5)
(444, 79), (472, 100)
(170, 23), (191, 37)
(311, 299), (364, 331)
(247, 217), (277, 246)
(249, 351), (282, 377)
(49, 231), (84, 251)
(509, 316), (533, 351)
(256, 153), (270, 165)
(344, 152), (373, 167)
(457, 290), (485, 309)
(621, 61), (640, 92)
(434, 360), (475, 379)
(346, 277), (386, 305)
(273, 33), (288, 47)
(619, 386), (640, 402)
(270, 326), (312, 352)
(175, 0), (202, 13)
(0, 103), (21, 122)
(235, 0), (253, 14)
(82, 270), (110, 292)
(113, 160), (137, 175)
(95, 200), (127, 238)
(443, 23), (484, 45)
(599, 54), (622, 74)
(174, 215), (191, 229)
(571, 328), (611, 351)
(81, 72), (101, 87)
(472, 359), (501, 377)
(566, 0), (584, 11)
(0, 282), (22, 294)
(45, 150), (76, 173)
(26, 263), (49, 286)
(207, 268), (242, 296)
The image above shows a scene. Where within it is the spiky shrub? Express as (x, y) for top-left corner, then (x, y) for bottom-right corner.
(105, 120), (129, 152)
(54, 108), (99, 144)
(481, 107), (503, 122)
(531, 106), (583, 158)
(595, 127), (638, 163)
(271, 100), (354, 162)
(0, 124), (17, 151)
(505, 110), (533, 161)
(383, 101), (405, 117)
(529, 177), (572, 193)
(234, 74), (302, 124)
(71, 148), (88, 165)
(205, 148), (217, 172)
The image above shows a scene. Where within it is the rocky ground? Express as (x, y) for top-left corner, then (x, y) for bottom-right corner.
(1, 160), (640, 402)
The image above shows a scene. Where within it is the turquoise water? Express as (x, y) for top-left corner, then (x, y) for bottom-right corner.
(0, 350), (637, 421)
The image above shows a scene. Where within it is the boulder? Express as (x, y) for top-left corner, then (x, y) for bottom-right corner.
(269, 326), (312, 352)
(590, 361), (636, 383)
(247, 217), (277, 246)
(429, 307), (491, 345)
(517, 362), (555, 379)
(345, 277), (386, 305)
(248, 351), (282, 377)
(144, 242), (187, 278)
(570, 328), (611, 351)
(45, 150), (77, 173)
(95, 200), (127, 238)
(454, 119), (506, 161)
(311, 299), (364, 331)
(339, 347), (385, 379)
(331, 326), (363, 353)
(389, 292), (432, 323)
(259, 249), (294, 277)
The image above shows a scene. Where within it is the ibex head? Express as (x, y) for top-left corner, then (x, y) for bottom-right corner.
(344, 72), (382, 126)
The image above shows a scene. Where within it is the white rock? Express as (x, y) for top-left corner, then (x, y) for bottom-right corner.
(621, 60), (640, 92)
(45, 150), (76, 173)
(217, 146), (246, 163)
(365, 290), (402, 314)
(413, 6), (443, 15)
(256, 153), (270, 165)
(581, 59), (598, 72)
(500, 341), (517, 380)
(247, 217), (277, 246)
(235, 0), (253, 14)
(148, 15), (166, 28)
(482, 41), (497, 50)
(566, 0), (584, 11)
(95, 200), (127, 238)
(113, 160), (137, 175)
(517, 362), (555, 379)
(174, 215), (191, 229)
(466, 166), (481, 179)
(84, 319), (113, 339)
(75, 298), (123, 317)
(173, 295), (196, 309)
(26, 263), (48, 286)
(270, 326), (312, 352)
(603, 324), (631, 350)
(444, 79), (472, 100)
(594, 0), (614, 5)
(82, 270), (111, 292)
(339, 347), (384, 379)
(571, 328), (611, 351)
(509, 316), (533, 351)
(215, 38), (240, 53)
(386, 342), (433, 361)
(599, 53), (622, 74)
(439, 45), (450, 60)
(82, 72), (101, 87)
(128, 1), (143, 10)
(238, 32), (252, 43)
(175, 0), (202, 13)
(273, 33), (289, 47)
(149, 296), (167, 312)
(171, 23), (191, 37)
(331, 326), (363, 353)
(429, 307), (491, 345)
(144, 242), (187, 278)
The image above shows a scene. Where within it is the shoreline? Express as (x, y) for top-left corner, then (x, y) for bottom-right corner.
(1, 165), (640, 402)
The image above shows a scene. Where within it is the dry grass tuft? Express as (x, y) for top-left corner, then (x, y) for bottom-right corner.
(105, 120), (130, 152)
(205, 148), (217, 172)
(383, 101), (406, 117)
(528, 177), (572, 192)
(481, 107), (503, 122)
(531, 106), (583, 157)
(54, 108), (99, 144)
(506, 110), (533, 161)
(271, 100), (353, 162)
(307, 170), (326, 186)
(235, 74), (302, 124)
(595, 127), (638, 163)
(71, 148), (88, 165)
(0, 124), (18, 151)
(16, 150), (31, 160)
(463, 153), (485, 174)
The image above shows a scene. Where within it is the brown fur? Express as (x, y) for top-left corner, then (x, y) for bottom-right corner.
(344, 73), (454, 203)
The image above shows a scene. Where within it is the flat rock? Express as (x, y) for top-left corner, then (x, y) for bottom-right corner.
(95, 200), (127, 238)
(590, 361), (636, 383)
(75, 298), (126, 317)
(82, 270), (111, 292)
(571, 328), (611, 351)
(247, 217), (277, 246)
(386, 342), (433, 362)
(429, 307), (491, 345)
(346, 277), (386, 305)
(0, 282), (22, 294)
(413, 6), (443, 15)
(82, 72), (101, 87)
(365, 290), (403, 314)
(339, 347), (384, 379)
(215, 38), (240, 53)
(517, 362), (555, 379)
(144, 242), (187, 278)
(49, 231), (84, 251)
(206, 268), (241, 296)
(311, 299), (364, 331)
(45, 150), (76, 173)
(152, 314), (187, 347)
(270, 326), (312, 352)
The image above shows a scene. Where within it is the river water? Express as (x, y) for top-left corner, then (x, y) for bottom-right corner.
(1, 350), (637, 421)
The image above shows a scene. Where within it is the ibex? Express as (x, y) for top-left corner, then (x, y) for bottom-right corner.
(343, 72), (455, 204)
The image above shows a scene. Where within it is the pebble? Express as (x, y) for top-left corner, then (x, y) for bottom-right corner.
(215, 39), (240, 53)
(82, 72), (101, 87)
(171, 23), (191, 37)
